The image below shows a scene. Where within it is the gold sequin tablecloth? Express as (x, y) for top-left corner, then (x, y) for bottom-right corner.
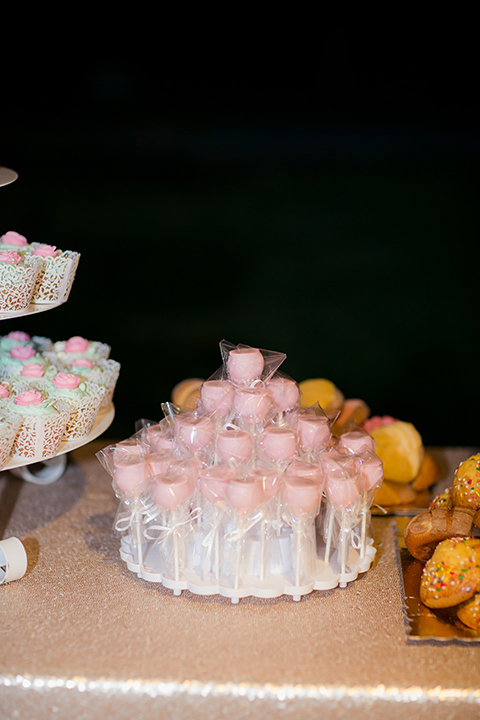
(1, 443), (479, 720)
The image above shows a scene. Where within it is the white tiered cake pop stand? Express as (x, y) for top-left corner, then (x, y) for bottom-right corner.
(0, 166), (115, 483)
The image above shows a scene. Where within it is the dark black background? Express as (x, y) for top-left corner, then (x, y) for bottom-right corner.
(1, 35), (478, 446)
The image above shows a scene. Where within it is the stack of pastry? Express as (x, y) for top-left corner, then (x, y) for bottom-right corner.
(403, 452), (480, 631)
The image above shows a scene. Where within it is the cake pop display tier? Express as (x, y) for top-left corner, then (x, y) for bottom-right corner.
(0, 166), (18, 187)
(118, 528), (376, 603)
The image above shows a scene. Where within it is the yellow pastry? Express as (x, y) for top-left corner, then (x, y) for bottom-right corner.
(370, 420), (423, 483)
(298, 378), (344, 414)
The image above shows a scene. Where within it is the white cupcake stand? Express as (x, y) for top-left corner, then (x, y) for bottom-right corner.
(0, 166), (115, 484)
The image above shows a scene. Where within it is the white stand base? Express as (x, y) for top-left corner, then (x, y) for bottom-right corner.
(118, 532), (376, 603)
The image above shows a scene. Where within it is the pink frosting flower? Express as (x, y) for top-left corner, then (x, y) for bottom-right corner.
(7, 331), (30, 341)
(0, 384), (10, 399)
(0, 251), (21, 265)
(10, 344), (36, 361)
(71, 358), (94, 369)
(53, 372), (81, 390)
(1, 231), (27, 246)
(64, 336), (89, 353)
(21, 363), (46, 378)
(32, 244), (58, 258)
(14, 390), (44, 407)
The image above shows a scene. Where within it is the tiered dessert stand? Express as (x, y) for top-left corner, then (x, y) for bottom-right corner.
(0, 166), (115, 483)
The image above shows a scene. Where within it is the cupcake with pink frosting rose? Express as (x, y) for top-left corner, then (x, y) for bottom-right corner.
(0, 331), (52, 354)
(41, 372), (105, 439)
(0, 250), (42, 312)
(52, 336), (111, 364)
(3, 387), (72, 459)
(24, 242), (80, 304)
(44, 354), (120, 409)
(0, 231), (29, 253)
(0, 342), (49, 379)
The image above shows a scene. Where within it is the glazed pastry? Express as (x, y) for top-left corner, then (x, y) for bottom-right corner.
(420, 537), (480, 609)
(373, 479), (417, 507)
(457, 592), (480, 630)
(404, 506), (475, 561)
(429, 486), (453, 509)
(451, 454), (480, 512)
(411, 451), (441, 491)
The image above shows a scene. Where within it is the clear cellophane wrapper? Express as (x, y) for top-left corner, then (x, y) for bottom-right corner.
(0, 256), (41, 312)
(29, 248), (81, 304)
(0, 411), (23, 469)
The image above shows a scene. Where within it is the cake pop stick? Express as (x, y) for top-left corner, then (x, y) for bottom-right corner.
(323, 453), (362, 574)
(112, 453), (150, 572)
(199, 466), (236, 579)
(150, 472), (195, 583)
(357, 450), (383, 559)
(246, 468), (280, 581)
(226, 476), (265, 591)
(282, 476), (322, 589)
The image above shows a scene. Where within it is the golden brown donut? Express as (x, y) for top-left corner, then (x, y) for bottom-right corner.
(420, 537), (480, 609)
(404, 506), (474, 561)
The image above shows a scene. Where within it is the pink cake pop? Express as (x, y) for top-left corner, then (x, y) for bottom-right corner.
(226, 476), (266, 590)
(233, 387), (271, 425)
(145, 451), (172, 477)
(200, 380), (234, 418)
(175, 414), (214, 454)
(216, 426), (253, 463)
(227, 346), (264, 385)
(339, 428), (376, 454)
(146, 423), (175, 453)
(283, 476), (322, 588)
(151, 472), (195, 583)
(113, 455), (150, 572)
(199, 467), (237, 579)
(113, 455), (150, 497)
(323, 456), (362, 574)
(286, 459), (324, 487)
(199, 466), (236, 506)
(297, 413), (331, 455)
(246, 468), (281, 581)
(262, 426), (297, 463)
(357, 450), (383, 559)
(151, 472), (193, 511)
(267, 375), (300, 413)
(115, 438), (145, 458)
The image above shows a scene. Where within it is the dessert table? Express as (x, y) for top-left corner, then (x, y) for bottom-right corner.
(1, 442), (479, 720)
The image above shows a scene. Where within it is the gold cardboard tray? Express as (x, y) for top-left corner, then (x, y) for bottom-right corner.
(396, 516), (480, 643)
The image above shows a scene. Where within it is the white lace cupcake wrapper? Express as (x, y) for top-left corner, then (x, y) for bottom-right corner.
(10, 400), (72, 459)
(33, 379), (106, 440)
(0, 414), (23, 469)
(89, 360), (120, 407)
(0, 263), (40, 311)
(52, 340), (111, 363)
(31, 251), (80, 304)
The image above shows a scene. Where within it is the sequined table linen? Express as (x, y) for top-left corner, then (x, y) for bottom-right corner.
(1, 444), (479, 720)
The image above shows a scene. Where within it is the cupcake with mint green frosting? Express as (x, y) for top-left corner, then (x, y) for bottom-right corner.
(0, 231), (29, 253)
(46, 372), (106, 439)
(0, 342), (49, 379)
(4, 387), (71, 459)
(52, 336), (110, 364)
(66, 357), (119, 408)
(0, 332), (52, 354)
